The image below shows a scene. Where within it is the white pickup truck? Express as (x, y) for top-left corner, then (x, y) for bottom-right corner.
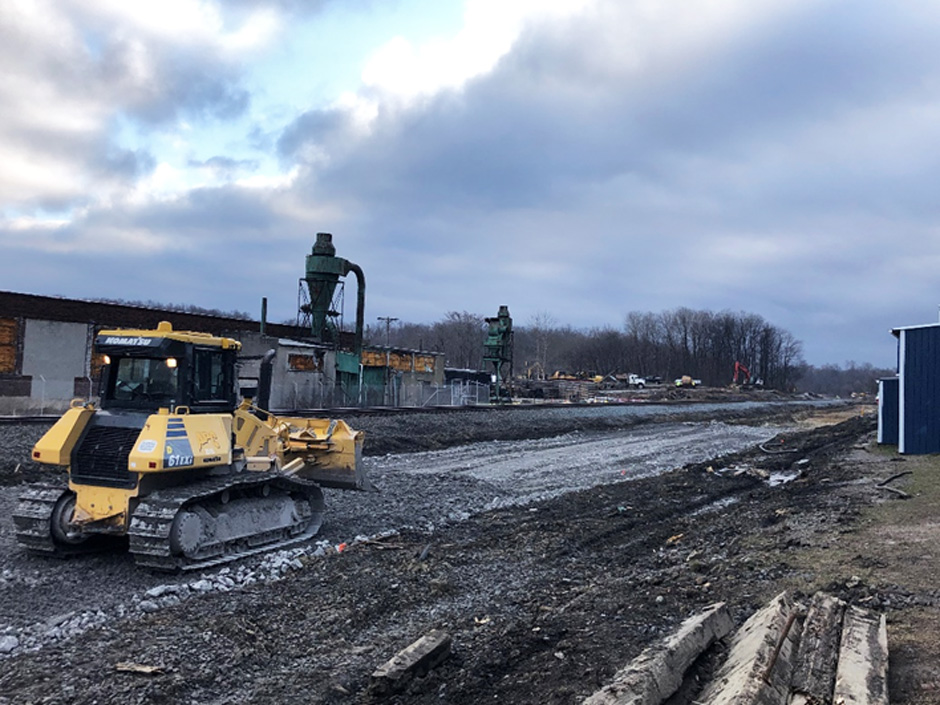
(627, 374), (646, 389)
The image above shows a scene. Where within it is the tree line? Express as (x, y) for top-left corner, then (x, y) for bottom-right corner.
(793, 362), (894, 397)
(363, 307), (803, 389)
(364, 307), (891, 394)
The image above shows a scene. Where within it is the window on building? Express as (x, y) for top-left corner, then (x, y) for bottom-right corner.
(0, 319), (17, 374)
(288, 353), (320, 372)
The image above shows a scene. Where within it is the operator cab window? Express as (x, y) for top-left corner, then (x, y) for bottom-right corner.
(192, 348), (228, 404)
(110, 357), (178, 406)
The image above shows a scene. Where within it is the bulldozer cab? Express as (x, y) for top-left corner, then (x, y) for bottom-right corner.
(97, 322), (241, 414)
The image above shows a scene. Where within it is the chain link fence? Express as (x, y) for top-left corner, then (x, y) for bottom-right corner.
(274, 380), (491, 410)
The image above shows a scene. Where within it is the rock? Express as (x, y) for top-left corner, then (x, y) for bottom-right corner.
(45, 611), (75, 629)
(139, 600), (160, 613)
(0, 636), (19, 653)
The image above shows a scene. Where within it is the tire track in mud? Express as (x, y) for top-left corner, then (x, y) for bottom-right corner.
(0, 417), (788, 661)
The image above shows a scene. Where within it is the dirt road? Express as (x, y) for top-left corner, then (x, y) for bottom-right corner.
(0, 401), (936, 704)
(0, 417), (783, 643)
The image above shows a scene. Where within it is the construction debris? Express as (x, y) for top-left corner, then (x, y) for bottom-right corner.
(371, 629), (452, 695)
(877, 470), (913, 486)
(114, 662), (166, 675)
(834, 606), (889, 705)
(585, 591), (888, 705)
(876, 484), (911, 499)
(582, 602), (733, 705)
(790, 592), (846, 704)
(697, 591), (801, 704)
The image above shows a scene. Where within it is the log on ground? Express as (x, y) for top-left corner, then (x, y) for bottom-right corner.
(696, 591), (802, 705)
(582, 601), (734, 705)
(790, 591), (847, 705)
(833, 605), (889, 705)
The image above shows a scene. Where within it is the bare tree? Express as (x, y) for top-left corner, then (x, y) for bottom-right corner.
(433, 311), (486, 369)
(528, 311), (557, 379)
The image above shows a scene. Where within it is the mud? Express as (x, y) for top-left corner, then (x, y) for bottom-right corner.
(1, 402), (931, 704)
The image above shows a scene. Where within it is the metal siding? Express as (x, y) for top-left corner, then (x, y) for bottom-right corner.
(22, 319), (89, 400)
(899, 332), (906, 452)
(901, 327), (940, 454)
(877, 380), (883, 443)
(877, 378), (899, 445)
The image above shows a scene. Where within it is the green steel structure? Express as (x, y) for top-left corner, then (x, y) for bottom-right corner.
(300, 232), (368, 404)
(483, 305), (513, 403)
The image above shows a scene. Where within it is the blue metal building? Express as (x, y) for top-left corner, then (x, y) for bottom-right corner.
(877, 376), (899, 446)
(892, 323), (940, 454)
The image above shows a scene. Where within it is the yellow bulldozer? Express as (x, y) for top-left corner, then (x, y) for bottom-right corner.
(14, 321), (370, 571)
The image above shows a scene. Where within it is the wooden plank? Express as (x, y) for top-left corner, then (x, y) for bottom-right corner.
(697, 591), (801, 705)
(791, 592), (847, 704)
(371, 629), (452, 694)
(583, 602), (734, 705)
(833, 606), (888, 705)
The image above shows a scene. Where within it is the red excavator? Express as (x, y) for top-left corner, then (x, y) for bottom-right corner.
(733, 361), (751, 386)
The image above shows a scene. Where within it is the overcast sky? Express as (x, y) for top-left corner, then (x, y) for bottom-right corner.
(2, 0), (939, 367)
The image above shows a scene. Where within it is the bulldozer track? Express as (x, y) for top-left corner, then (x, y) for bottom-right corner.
(13, 485), (118, 557)
(13, 485), (66, 554)
(128, 473), (325, 572)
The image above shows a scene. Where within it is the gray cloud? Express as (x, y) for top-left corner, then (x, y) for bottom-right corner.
(271, 1), (940, 365)
(5, 1), (940, 367)
(0, 1), (329, 211)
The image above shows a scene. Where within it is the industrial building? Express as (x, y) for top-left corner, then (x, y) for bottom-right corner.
(879, 321), (940, 454)
(0, 233), (456, 414)
(0, 267), (446, 414)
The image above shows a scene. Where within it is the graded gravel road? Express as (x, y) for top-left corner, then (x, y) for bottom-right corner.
(0, 412), (787, 648)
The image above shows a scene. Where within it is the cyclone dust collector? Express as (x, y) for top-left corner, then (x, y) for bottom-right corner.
(300, 232), (366, 354)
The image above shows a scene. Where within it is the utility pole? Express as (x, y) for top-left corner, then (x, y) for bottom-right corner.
(376, 316), (398, 405)
(377, 316), (399, 346)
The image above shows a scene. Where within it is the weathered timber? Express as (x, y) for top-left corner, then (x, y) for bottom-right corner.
(833, 606), (888, 705)
(790, 592), (847, 705)
(582, 602), (734, 705)
(371, 629), (452, 695)
(697, 591), (802, 705)
(876, 485), (910, 499)
(876, 470), (912, 487)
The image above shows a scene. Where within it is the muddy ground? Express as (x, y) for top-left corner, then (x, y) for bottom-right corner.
(0, 400), (937, 704)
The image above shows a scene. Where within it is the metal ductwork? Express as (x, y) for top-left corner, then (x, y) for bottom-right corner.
(303, 232), (366, 354)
